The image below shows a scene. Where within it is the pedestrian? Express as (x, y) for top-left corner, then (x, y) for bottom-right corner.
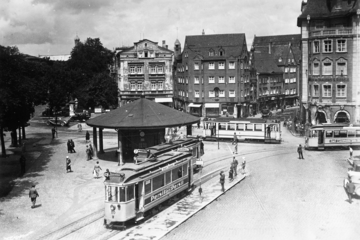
(104, 169), (110, 181)
(232, 132), (237, 144)
(78, 123), (82, 132)
(66, 156), (72, 172)
(219, 171), (225, 192)
(266, 125), (271, 138)
(86, 131), (90, 143)
(228, 165), (233, 181)
(19, 154), (26, 176)
(197, 121), (200, 129)
(51, 127), (56, 139)
(233, 157), (238, 177)
(200, 139), (204, 156)
(89, 142), (94, 158)
(70, 139), (76, 153)
(94, 161), (102, 178)
(67, 139), (71, 153)
(28, 185), (39, 209)
(346, 178), (356, 204)
(234, 141), (238, 154)
(241, 158), (246, 175)
(349, 146), (353, 159)
(297, 144), (304, 159)
(86, 145), (92, 160)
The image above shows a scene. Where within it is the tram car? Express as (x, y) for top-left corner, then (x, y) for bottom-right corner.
(202, 118), (281, 143)
(305, 124), (360, 150)
(104, 138), (202, 227)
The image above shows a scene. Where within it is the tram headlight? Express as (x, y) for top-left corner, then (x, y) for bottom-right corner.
(110, 205), (116, 214)
(117, 204), (121, 210)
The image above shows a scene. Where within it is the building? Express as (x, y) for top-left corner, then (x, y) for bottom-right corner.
(251, 34), (301, 112)
(298, 0), (360, 124)
(114, 39), (174, 107)
(173, 33), (250, 118)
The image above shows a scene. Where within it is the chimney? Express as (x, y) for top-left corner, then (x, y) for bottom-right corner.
(202, 29), (205, 35)
(162, 40), (166, 47)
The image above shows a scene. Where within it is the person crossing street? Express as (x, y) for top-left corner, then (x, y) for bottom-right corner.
(28, 185), (39, 209)
(297, 144), (304, 159)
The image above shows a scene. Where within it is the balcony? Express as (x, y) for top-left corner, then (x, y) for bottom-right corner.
(310, 28), (352, 37)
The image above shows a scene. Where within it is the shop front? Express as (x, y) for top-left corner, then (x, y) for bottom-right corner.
(188, 103), (202, 117)
(155, 97), (173, 107)
(204, 103), (220, 118)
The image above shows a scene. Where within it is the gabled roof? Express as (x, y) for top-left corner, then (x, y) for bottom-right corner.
(86, 98), (200, 129)
(297, 0), (359, 26)
(183, 33), (246, 60)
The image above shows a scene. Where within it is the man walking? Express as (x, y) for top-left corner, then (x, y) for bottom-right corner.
(51, 127), (56, 139)
(241, 158), (246, 175)
(297, 144), (304, 159)
(66, 156), (72, 172)
(29, 185), (39, 208)
(219, 171), (225, 192)
(233, 157), (238, 177)
(67, 139), (71, 153)
(346, 179), (356, 204)
(70, 139), (76, 153)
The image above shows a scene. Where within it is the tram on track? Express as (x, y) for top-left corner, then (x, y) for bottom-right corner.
(103, 138), (202, 227)
(305, 124), (360, 150)
(202, 118), (281, 143)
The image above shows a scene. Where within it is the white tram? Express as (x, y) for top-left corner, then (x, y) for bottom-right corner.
(305, 124), (360, 150)
(104, 138), (201, 227)
(202, 118), (281, 143)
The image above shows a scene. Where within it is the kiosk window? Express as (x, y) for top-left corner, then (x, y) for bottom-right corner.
(245, 124), (254, 131)
(183, 163), (188, 176)
(254, 124), (262, 131)
(348, 131), (355, 138)
(325, 131), (333, 137)
(119, 187), (126, 202)
(127, 185), (134, 201)
(228, 124), (235, 130)
(237, 124), (244, 130)
(219, 123), (226, 130)
(145, 180), (151, 195)
(166, 171), (171, 185)
(153, 174), (165, 191)
(334, 131), (340, 138)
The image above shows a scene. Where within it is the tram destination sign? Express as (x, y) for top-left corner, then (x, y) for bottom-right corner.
(327, 139), (360, 144)
(150, 181), (183, 202)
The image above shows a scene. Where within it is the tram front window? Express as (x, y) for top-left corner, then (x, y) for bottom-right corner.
(106, 186), (119, 202)
(309, 131), (318, 138)
(326, 131), (333, 138)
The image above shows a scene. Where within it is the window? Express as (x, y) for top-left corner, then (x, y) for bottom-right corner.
(131, 83), (136, 91)
(195, 90), (200, 98)
(219, 90), (225, 97)
(119, 187), (126, 202)
(229, 90), (235, 97)
(336, 84), (346, 97)
(184, 52), (188, 58)
(153, 174), (165, 191)
(209, 90), (215, 97)
(209, 50), (214, 56)
(237, 124), (245, 130)
(157, 66), (163, 73)
(151, 82), (157, 90)
(219, 76), (225, 83)
(194, 76), (200, 84)
(322, 59), (333, 75)
(219, 62), (225, 69)
(137, 83), (142, 90)
(245, 124), (253, 131)
(150, 66), (156, 74)
(219, 123), (226, 130)
(165, 171), (171, 185)
(158, 82), (163, 90)
(185, 65), (188, 71)
(348, 131), (356, 138)
(323, 84), (332, 97)
(325, 131), (333, 138)
(285, 89), (289, 95)
(229, 76), (235, 83)
(323, 40), (332, 53)
(194, 63), (199, 70)
(336, 58), (347, 75)
(313, 41), (320, 53)
(172, 167), (183, 181)
(209, 76), (215, 83)
(313, 61), (320, 75)
(183, 163), (188, 176)
(130, 67), (136, 74)
(145, 180), (152, 194)
(337, 39), (347, 52)
(219, 50), (224, 56)
(127, 185), (134, 201)
(285, 67), (289, 73)
(313, 84), (320, 97)
(186, 78), (188, 84)
(229, 62), (235, 69)
(228, 124), (235, 130)
(106, 186), (119, 202)
(209, 62), (215, 70)
(255, 124), (262, 131)
(285, 79), (289, 84)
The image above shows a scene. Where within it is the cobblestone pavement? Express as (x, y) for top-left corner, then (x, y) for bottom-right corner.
(163, 128), (360, 240)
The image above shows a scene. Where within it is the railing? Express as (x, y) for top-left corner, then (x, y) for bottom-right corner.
(310, 28), (352, 37)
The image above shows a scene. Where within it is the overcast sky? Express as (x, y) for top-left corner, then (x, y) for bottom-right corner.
(0, 0), (302, 56)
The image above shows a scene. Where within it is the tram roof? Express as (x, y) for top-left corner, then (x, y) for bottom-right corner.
(309, 124), (360, 130)
(204, 117), (276, 123)
(86, 98), (200, 129)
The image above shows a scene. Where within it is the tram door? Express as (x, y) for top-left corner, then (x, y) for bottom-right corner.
(135, 181), (145, 219)
(318, 130), (325, 149)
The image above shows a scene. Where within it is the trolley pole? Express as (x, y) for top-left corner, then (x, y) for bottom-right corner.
(218, 124), (219, 149)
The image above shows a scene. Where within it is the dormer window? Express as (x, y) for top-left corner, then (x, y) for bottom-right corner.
(144, 52), (148, 58)
(209, 49), (214, 56)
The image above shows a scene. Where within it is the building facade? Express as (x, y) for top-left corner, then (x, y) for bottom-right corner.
(114, 39), (174, 107)
(298, 0), (360, 124)
(251, 34), (301, 112)
(173, 33), (250, 118)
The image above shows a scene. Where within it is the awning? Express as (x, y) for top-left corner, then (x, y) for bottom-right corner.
(155, 98), (173, 103)
(188, 103), (202, 108)
(204, 103), (220, 108)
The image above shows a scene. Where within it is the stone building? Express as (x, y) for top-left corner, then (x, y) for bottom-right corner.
(173, 33), (250, 118)
(298, 0), (360, 124)
(250, 34), (301, 112)
(114, 39), (174, 107)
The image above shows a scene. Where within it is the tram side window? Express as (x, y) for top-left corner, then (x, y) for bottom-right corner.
(334, 131), (340, 138)
(153, 174), (165, 191)
(183, 163), (188, 176)
(145, 180), (152, 195)
(165, 171), (171, 185)
(172, 167), (182, 181)
(228, 124), (235, 130)
(219, 123), (226, 130)
(339, 130), (347, 138)
(237, 124), (244, 131)
(325, 131), (333, 138)
(119, 187), (126, 202)
(245, 124), (253, 131)
(127, 185), (134, 201)
(348, 131), (355, 138)
(254, 124), (262, 131)
(356, 130), (360, 137)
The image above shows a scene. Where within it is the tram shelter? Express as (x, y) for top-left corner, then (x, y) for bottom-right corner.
(86, 98), (200, 165)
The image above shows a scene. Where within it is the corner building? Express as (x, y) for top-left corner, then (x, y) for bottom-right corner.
(114, 39), (174, 107)
(298, 0), (360, 124)
(173, 33), (250, 118)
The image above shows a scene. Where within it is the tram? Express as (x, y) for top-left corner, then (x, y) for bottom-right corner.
(103, 138), (202, 227)
(305, 124), (360, 150)
(202, 118), (281, 143)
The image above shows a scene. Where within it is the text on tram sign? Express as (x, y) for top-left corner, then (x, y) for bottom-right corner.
(328, 139), (360, 143)
(150, 181), (183, 202)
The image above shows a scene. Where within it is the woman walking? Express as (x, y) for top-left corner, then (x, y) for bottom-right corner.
(93, 161), (102, 178)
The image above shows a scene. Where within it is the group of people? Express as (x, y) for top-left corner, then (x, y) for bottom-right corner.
(219, 156), (246, 192)
(67, 139), (76, 153)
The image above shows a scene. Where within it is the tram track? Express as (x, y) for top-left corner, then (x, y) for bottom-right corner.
(37, 147), (294, 240)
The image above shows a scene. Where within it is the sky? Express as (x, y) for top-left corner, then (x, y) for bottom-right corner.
(0, 0), (303, 56)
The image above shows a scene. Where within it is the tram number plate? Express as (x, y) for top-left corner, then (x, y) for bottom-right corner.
(196, 160), (204, 166)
